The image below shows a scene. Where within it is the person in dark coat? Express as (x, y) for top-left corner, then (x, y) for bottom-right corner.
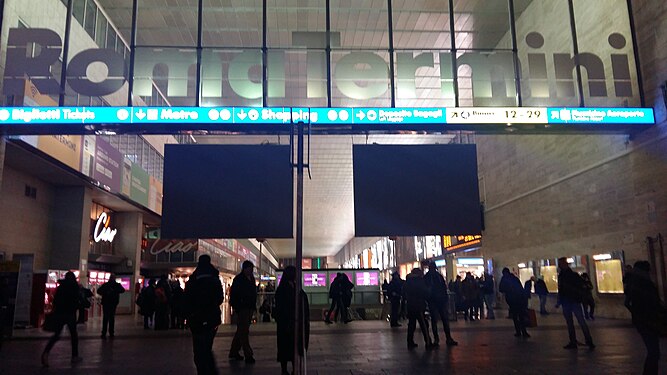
(41, 271), (80, 367)
(273, 266), (310, 375)
(229, 261), (257, 364)
(339, 273), (354, 324)
(171, 281), (185, 329)
(480, 272), (496, 319)
(403, 268), (433, 350)
(154, 275), (172, 330)
(534, 276), (550, 315)
(556, 257), (594, 349)
(625, 261), (665, 375)
(138, 279), (156, 329)
(97, 274), (125, 339)
(325, 273), (341, 324)
(424, 261), (457, 346)
(499, 267), (529, 338)
(184, 254), (225, 375)
(387, 272), (404, 327)
(462, 272), (480, 320)
(77, 285), (93, 324)
(581, 273), (595, 320)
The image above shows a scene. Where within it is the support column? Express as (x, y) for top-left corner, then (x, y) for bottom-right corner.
(51, 186), (92, 273)
(114, 212), (143, 314)
(0, 136), (6, 196)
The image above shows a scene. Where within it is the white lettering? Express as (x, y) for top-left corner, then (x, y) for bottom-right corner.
(149, 240), (197, 256)
(93, 212), (117, 243)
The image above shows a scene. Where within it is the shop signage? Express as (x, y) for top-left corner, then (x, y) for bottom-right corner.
(93, 212), (117, 243)
(0, 106), (654, 126)
(3, 28), (637, 103)
(149, 239), (198, 256)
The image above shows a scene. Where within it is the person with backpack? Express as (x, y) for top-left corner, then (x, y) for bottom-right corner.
(77, 285), (93, 324)
(556, 257), (594, 349)
(184, 255), (225, 375)
(97, 274), (125, 339)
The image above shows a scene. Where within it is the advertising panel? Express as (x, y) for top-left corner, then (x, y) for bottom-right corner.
(121, 158), (132, 196)
(355, 271), (379, 286)
(130, 163), (150, 207)
(93, 137), (122, 192)
(303, 272), (327, 287)
(149, 176), (164, 214)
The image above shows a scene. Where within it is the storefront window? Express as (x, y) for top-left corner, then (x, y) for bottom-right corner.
(518, 265), (534, 291)
(595, 258), (624, 294)
(540, 265), (558, 293)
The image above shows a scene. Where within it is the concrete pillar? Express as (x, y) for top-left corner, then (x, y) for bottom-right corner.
(50, 186), (92, 272)
(114, 212), (143, 313)
(0, 136), (5, 196)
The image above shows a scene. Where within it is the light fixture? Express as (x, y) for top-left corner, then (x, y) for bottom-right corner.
(593, 253), (612, 261)
(566, 257), (575, 264)
(517, 263), (526, 268)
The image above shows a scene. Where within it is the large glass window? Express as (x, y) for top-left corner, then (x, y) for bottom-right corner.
(265, 50), (328, 107)
(95, 14), (108, 48)
(513, 0), (578, 106)
(84, 0), (97, 39)
(133, 48), (198, 106)
(202, 0), (263, 47)
(456, 51), (518, 106)
(201, 49), (263, 107)
(395, 50), (455, 107)
(136, 0), (198, 46)
(266, 0), (326, 48)
(573, 0), (639, 107)
(452, 0), (511, 50)
(540, 265), (558, 293)
(331, 50), (391, 107)
(331, 0), (389, 49)
(392, 0), (451, 50)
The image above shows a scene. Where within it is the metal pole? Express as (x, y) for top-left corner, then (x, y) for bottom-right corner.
(58, 0), (74, 106)
(127, 0), (139, 106)
(0, 136), (6, 196)
(294, 121), (305, 375)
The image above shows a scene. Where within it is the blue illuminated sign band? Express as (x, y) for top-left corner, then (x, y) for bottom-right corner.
(0, 106), (655, 126)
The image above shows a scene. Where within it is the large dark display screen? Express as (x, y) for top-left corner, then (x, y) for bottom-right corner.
(353, 144), (481, 236)
(161, 145), (293, 239)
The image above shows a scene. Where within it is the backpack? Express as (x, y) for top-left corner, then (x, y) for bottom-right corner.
(78, 288), (92, 308)
(155, 287), (168, 304)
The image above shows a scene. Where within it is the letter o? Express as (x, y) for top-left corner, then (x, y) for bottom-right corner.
(67, 48), (127, 96)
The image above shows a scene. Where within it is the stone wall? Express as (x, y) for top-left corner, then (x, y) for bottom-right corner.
(478, 0), (667, 319)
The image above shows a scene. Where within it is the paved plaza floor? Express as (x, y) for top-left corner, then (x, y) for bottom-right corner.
(1, 311), (665, 374)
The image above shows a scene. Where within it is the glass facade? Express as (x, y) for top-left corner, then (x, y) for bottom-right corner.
(1, 0), (643, 108)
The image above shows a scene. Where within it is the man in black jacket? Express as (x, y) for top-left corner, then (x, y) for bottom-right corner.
(423, 261), (457, 346)
(387, 272), (403, 327)
(556, 257), (594, 349)
(229, 261), (257, 364)
(185, 254), (224, 375)
(403, 268), (433, 350)
(97, 274), (125, 339)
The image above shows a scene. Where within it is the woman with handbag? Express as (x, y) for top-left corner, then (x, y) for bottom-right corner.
(42, 271), (81, 367)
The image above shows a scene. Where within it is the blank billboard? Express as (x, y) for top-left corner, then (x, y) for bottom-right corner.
(161, 145), (293, 239)
(353, 144), (481, 237)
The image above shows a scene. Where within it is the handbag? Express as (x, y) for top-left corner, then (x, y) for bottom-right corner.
(42, 312), (60, 333)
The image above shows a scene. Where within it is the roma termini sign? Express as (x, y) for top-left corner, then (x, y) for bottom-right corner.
(2, 28), (639, 103)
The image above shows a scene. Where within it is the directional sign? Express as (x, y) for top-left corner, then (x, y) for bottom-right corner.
(0, 106), (655, 128)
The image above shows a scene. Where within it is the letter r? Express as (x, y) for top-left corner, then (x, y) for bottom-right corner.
(3, 28), (62, 95)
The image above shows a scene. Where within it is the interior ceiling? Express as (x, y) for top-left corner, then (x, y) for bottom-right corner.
(194, 133), (456, 258)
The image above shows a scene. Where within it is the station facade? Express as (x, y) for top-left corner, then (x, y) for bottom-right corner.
(0, 0), (665, 327)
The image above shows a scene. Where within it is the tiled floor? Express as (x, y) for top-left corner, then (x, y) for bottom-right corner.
(1, 312), (664, 374)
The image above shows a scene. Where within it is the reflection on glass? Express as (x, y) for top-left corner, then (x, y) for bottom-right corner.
(266, 0), (326, 48)
(201, 49), (263, 107)
(456, 51), (517, 106)
(136, 0), (198, 46)
(540, 265), (558, 293)
(331, 0), (389, 49)
(202, 0), (262, 47)
(595, 259), (624, 294)
(133, 48), (197, 106)
(331, 50), (391, 107)
(394, 51), (455, 107)
(392, 0), (451, 49)
(265, 50), (328, 107)
(452, 0), (510, 50)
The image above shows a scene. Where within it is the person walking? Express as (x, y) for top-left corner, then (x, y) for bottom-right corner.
(534, 276), (550, 315)
(97, 274), (125, 339)
(424, 261), (458, 346)
(581, 273), (595, 320)
(480, 272), (496, 319)
(137, 279), (156, 329)
(387, 272), (404, 327)
(462, 272), (480, 320)
(325, 273), (341, 324)
(273, 266), (310, 375)
(340, 273), (354, 324)
(154, 275), (172, 330)
(403, 268), (433, 350)
(625, 261), (665, 375)
(41, 271), (80, 367)
(171, 281), (185, 329)
(229, 261), (257, 364)
(556, 257), (594, 349)
(184, 254), (225, 375)
(499, 268), (530, 338)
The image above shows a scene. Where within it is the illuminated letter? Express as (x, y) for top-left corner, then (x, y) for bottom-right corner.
(396, 52), (434, 98)
(228, 51), (262, 99)
(335, 52), (388, 100)
(3, 28), (62, 95)
(67, 49), (127, 96)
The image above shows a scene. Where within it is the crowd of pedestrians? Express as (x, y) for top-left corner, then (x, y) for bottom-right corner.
(30, 255), (666, 375)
